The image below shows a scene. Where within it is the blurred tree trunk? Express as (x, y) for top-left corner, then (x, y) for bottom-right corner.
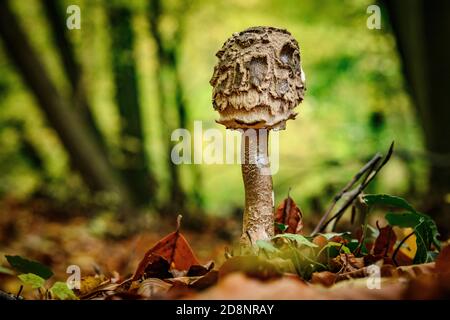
(41, 0), (105, 149)
(148, 0), (187, 215)
(384, 0), (450, 236)
(0, 0), (133, 211)
(108, 4), (157, 206)
(149, 0), (206, 218)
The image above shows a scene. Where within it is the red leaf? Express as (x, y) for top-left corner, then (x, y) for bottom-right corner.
(275, 194), (303, 234)
(373, 223), (397, 256)
(132, 217), (200, 281)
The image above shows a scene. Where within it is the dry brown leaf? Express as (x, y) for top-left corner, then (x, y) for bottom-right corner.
(275, 194), (303, 234)
(435, 245), (450, 274)
(132, 219), (200, 281)
(311, 271), (337, 287)
(403, 246), (450, 299)
(77, 275), (108, 296)
(373, 223), (397, 256)
(330, 253), (365, 273)
(166, 270), (219, 290)
(137, 278), (173, 299)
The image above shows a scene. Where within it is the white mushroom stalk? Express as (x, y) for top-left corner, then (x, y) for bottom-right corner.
(210, 26), (306, 246)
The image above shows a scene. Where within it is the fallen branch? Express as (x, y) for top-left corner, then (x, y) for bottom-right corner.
(311, 142), (394, 236)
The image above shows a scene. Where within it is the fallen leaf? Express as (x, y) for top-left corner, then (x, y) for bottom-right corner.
(393, 227), (417, 260)
(186, 261), (215, 277)
(166, 270), (219, 291)
(330, 254), (365, 273)
(104, 292), (143, 300)
(77, 275), (108, 295)
(132, 216), (200, 281)
(142, 255), (172, 279)
(373, 223), (397, 256)
(275, 194), (303, 234)
(435, 245), (450, 274)
(311, 271), (337, 287)
(403, 246), (450, 299)
(137, 278), (173, 299)
(80, 279), (130, 300)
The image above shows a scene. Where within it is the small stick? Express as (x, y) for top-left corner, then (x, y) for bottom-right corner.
(16, 285), (23, 299)
(311, 154), (381, 235)
(311, 142), (394, 236)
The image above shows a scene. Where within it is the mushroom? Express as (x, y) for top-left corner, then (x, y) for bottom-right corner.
(210, 26), (306, 246)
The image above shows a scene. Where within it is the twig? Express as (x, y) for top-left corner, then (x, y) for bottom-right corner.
(311, 142), (394, 236)
(311, 155), (379, 235)
(16, 285), (23, 299)
(311, 154), (381, 236)
(325, 142), (394, 232)
(329, 157), (381, 232)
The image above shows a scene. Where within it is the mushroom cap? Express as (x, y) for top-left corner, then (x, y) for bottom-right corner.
(210, 26), (306, 130)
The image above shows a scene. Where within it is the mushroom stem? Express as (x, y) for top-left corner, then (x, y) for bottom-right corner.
(240, 129), (274, 246)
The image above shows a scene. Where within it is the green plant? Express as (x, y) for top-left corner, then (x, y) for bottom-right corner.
(5, 255), (77, 300)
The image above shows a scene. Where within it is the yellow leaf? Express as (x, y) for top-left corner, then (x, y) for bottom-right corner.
(393, 227), (417, 259)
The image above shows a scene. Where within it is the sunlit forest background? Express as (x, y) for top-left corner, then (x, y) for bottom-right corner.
(0, 0), (449, 285)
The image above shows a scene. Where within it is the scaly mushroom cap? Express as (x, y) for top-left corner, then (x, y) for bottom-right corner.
(210, 26), (306, 130)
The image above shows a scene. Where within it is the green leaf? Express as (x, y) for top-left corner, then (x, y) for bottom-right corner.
(363, 193), (441, 264)
(49, 282), (78, 300)
(18, 273), (45, 289)
(5, 255), (53, 279)
(275, 222), (288, 233)
(363, 194), (416, 212)
(256, 240), (280, 254)
(327, 241), (351, 254)
(386, 211), (441, 263)
(268, 257), (297, 274)
(317, 232), (351, 240)
(273, 233), (318, 248)
(385, 212), (421, 228)
(0, 265), (15, 275)
(346, 239), (360, 253)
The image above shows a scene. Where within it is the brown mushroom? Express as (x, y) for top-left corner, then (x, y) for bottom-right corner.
(210, 26), (306, 246)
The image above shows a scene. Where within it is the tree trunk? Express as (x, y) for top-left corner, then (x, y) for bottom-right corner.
(41, 0), (105, 148)
(0, 0), (133, 210)
(148, 0), (187, 214)
(384, 0), (450, 236)
(108, 4), (156, 206)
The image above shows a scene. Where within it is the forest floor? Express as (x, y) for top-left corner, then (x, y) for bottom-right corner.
(0, 197), (231, 298)
(1, 197), (449, 300)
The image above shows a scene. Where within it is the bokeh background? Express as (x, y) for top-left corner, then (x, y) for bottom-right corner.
(0, 0), (449, 279)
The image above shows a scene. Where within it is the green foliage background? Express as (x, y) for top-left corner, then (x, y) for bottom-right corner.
(0, 0), (426, 217)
